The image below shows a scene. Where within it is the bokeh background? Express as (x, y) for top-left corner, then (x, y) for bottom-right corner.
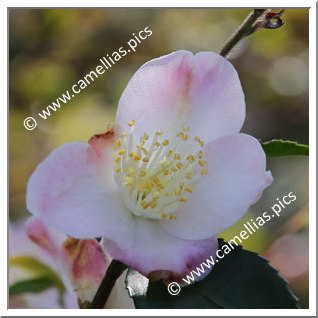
(9, 9), (309, 308)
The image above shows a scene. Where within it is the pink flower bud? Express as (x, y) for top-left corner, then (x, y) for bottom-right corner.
(62, 238), (109, 303)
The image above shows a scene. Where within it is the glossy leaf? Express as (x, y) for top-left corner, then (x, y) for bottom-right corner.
(261, 139), (309, 157)
(130, 239), (300, 309)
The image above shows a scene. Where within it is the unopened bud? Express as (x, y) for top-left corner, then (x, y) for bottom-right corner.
(62, 238), (109, 303)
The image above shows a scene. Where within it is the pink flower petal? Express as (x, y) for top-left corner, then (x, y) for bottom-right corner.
(161, 133), (273, 240)
(115, 50), (245, 143)
(26, 142), (134, 250)
(25, 216), (64, 256)
(104, 217), (218, 282)
(88, 127), (114, 161)
(62, 238), (109, 303)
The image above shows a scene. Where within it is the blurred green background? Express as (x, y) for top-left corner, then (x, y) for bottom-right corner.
(9, 9), (309, 308)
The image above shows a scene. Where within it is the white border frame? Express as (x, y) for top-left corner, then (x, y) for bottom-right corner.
(3, 1), (316, 316)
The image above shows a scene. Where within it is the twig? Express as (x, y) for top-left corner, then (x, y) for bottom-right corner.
(220, 9), (267, 57)
(91, 259), (128, 309)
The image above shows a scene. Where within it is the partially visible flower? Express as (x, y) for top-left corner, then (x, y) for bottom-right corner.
(9, 218), (77, 309)
(264, 232), (309, 280)
(61, 238), (108, 304)
(10, 216), (134, 308)
(27, 50), (273, 283)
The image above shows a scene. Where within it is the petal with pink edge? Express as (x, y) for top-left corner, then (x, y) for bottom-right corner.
(25, 216), (65, 256)
(115, 50), (245, 143)
(26, 142), (134, 250)
(161, 133), (273, 240)
(62, 238), (109, 303)
(103, 217), (218, 283)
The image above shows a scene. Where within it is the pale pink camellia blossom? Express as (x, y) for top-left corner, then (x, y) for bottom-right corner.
(26, 50), (273, 282)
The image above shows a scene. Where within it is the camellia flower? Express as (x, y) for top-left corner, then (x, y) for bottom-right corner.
(27, 50), (273, 282)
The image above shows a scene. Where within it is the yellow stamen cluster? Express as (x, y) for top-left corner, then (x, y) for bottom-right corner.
(113, 120), (208, 220)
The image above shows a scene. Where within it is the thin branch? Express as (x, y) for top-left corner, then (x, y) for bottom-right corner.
(220, 9), (267, 57)
(91, 259), (128, 309)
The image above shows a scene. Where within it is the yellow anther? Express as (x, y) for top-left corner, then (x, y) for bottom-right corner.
(133, 154), (141, 161)
(153, 177), (160, 184)
(141, 201), (147, 207)
(176, 162), (184, 169)
(142, 201), (153, 209)
(156, 183), (165, 190)
(181, 134), (188, 141)
(121, 132), (127, 137)
(128, 119), (136, 127)
(163, 139), (170, 146)
(117, 138), (122, 147)
(163, 170), (170, 176)
(142, 157), (149, 162)
(139, 184), (150, 190)
(177, 131), (183, 137)
(141, 147), (148, 155)
(155, 141), (161, 147)
(179, 198), (188, 203)
(172, 167), (178, 172)
(174, 153), (181, 160)
(199, 159), (208, 167)
(195, 137), (204, 147)
(161, 212), (168, 219)
(185, 186), (193, 193)
(136, 141), (145, 149)
(186, 171), (192, 179)
(129, 150), (136, 158)
(169, 213), (176, 220)
(186, 155), (195, 163)
(201, 167), (208, 176)
(156, 130), (164, 136)
(115, 168), (121, 173)
(166, 150), (173, 157)
(139, 170), (146, 177)
(118, 149), (126, 155)
(182, 125), (190, 132)
(197, 150), (203, 159)
(143, 133), (149, 140)
(115, 157), (121, 163)
(179, 182), (184, 190)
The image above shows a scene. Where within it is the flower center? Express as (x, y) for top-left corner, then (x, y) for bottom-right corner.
(113, 120), (208, 220)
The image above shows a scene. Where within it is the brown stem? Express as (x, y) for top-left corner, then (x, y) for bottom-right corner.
(91, 259), (127, 309)
(220, 9), (267, 57)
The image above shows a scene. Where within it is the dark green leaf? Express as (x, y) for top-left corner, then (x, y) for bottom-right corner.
(130, 239), (300, 309)
(9, 276), (55, 296)
(261, 139), (309, 157)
